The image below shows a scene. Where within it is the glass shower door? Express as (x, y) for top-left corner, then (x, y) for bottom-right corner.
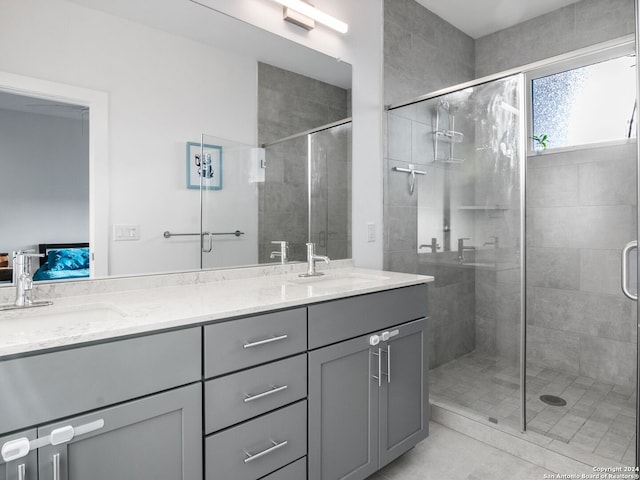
(309, 121), (352, 260)
(525, 51), (638, 467)
(199, 133), (259, 270)
(387, 74), (525, 432)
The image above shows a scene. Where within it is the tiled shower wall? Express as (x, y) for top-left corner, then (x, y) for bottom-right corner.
(475, 0), (634, 78)
(257, 63), (349, 262)
(526, 144), (638, 387)
(383, 0), (474, 106)
(383, 0), (476, 368)
(386, 104), (477, 369)
(384, 0), (637, 372)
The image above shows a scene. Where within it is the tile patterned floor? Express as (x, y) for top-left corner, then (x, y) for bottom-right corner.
(429, 351), (637, 466)
(368, 422), (555, 480)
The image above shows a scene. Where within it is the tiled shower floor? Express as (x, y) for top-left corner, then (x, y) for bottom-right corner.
(429, 351), (636, 467)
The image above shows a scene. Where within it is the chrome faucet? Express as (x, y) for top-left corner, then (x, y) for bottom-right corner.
(483, 236), (499, 248)
(299, 243), (330, 277)
(419, 237), (440, 252)
(12, 251), (52, 308)
(457, 238), (476, 263)
(270, 241), (289, 265)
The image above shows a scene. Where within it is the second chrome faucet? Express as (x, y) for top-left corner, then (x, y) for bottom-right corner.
(299, 243), (330, 277)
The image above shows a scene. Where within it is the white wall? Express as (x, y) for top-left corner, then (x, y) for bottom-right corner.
(0, 109), (89, 260)
(201, 0), (385, 269)
(0, 0), (259, 276)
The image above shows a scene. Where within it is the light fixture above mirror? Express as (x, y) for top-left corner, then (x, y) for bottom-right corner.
(274, 0), (348, 34)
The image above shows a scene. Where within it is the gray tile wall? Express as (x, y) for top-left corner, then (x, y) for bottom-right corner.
(526, 143), (637, 387)
(383, 0), (637, 379)
(383, 0), (477, 367)
(383, 0), (474, 105)
(257, 63), (349, 263)
(475, 0), (634, 78)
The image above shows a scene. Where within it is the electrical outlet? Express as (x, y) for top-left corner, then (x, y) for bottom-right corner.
(113, 224), (140, 241)
(367, 222), (376, 243)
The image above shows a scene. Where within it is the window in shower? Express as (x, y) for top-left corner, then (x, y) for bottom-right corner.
(530, 51), (636, 152)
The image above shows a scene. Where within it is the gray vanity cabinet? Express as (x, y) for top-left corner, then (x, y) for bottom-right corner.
(0, 430), (37, 480)
(378, 319), (428, 468)
(37, 383), (202, 480)
(308, 335), (380, 480)
(307, 285), (429, 480)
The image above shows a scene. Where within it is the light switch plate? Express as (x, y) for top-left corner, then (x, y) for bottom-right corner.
(367, 222), (376, 243)
(113, 224), (140, 241)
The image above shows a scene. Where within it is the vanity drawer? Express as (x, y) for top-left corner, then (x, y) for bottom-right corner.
(205, 354), (307, 434)
(261, 457), (306, 480)
(0, 328), (201, 434)
(204, 308), (306, 378)
(205, 400), (307, 480)
(308, 284), (428, 349)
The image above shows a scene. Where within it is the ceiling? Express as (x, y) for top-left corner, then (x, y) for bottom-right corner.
(415, 0), (579, 39)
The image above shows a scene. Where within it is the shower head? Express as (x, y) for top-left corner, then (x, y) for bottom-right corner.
(438, 99), (458, 114)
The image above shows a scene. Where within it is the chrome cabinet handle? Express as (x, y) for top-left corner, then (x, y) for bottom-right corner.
(17, 463), (26, 480)
(387, 345), (391, 384)
(244, 385), (288, 403)
(243, 440), (288, 463)
(52, 454), (60, 480)
(622, 240), (637, 300)
(243, 334), (288, 349)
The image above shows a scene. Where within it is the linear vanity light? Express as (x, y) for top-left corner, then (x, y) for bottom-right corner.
(273, 0), (348, 33)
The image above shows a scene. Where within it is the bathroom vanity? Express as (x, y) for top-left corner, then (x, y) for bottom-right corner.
(0, 267), (432, 480)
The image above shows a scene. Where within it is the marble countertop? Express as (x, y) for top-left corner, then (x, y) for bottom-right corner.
(0, 267), (433, 358)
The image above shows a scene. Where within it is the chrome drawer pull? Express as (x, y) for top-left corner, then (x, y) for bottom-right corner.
(17, 463), (25, 480)
(244, 385), (288, 403)
(243, 334), (288, 349)
(243, 439), (288, 463)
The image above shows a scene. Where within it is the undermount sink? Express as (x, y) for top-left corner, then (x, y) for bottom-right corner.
(288, 272), (391, 289)
(0, 303), (127, 324)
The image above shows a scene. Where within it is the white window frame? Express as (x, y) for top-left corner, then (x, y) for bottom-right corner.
(525, 42), (637, 156)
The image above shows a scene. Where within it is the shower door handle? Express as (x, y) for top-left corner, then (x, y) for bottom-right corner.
(201, 232), (213, 253)
(622, 240), (637, 301)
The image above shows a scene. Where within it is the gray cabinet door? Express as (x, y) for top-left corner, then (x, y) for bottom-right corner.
(308, 335), (378, 480)
(378, 319), (429, 468)
(37, 383), (202, 480)
(0, 430), (37, 480)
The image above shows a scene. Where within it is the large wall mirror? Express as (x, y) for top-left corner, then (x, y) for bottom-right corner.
(0, 0), (352, 285)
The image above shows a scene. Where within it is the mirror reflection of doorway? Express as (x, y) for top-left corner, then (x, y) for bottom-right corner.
(0, 91), (89, 284)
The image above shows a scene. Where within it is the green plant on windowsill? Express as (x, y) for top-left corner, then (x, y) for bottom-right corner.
(530, 134), (549, 153)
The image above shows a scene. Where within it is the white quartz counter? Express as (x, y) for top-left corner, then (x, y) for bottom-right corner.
(0, 267), (433, 358)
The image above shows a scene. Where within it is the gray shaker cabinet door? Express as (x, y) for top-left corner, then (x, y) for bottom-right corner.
(308, 335), (378, 480)
(37, 383), (202, 480)
(378, 319), (429, 468)
(0, 430), (37, 480)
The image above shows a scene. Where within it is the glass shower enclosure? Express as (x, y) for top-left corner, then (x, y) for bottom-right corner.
(387, 43), (639, 469)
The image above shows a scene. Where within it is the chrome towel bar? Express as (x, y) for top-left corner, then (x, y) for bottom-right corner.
(163, 230), (245, 238)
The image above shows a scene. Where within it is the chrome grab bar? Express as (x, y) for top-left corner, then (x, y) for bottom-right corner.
(163, 230), (245, 238)
(622, 240), (638, 301)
